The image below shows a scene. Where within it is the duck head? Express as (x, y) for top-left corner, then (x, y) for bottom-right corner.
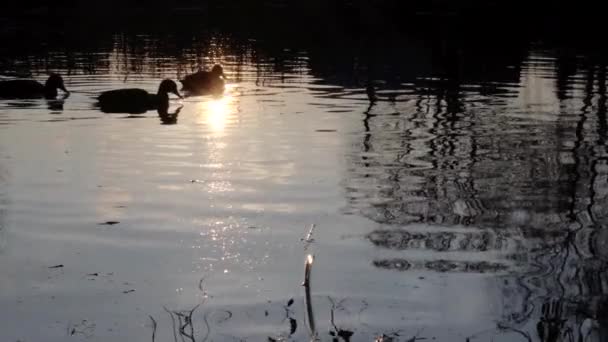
(158, 79), (182, 98)
(45, 74), (69, 94)
(211, 64), (226, 79)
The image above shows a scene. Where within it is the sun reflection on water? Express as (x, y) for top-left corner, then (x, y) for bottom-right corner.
(200, 86), (238, 134)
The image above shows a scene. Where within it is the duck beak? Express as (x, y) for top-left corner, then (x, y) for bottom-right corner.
(221, 72), (228, 80)
(173, 91), (183, 99)
(60, 84), (69, 94)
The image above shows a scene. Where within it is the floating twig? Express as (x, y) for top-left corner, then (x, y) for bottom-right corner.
(198, 277), (206, 293)
(149, 315), (157, 342)
(202, 311), (211, 342)
(173, 304), (200, 342)
(164, 306), (179, 342)
(301, 224), (316, 250)
(67, 320), (96, 338)
(99, 221), (120, 226)
(289, 317), (298, 336)
(497, 323), (532, 342)
(405, 328), (426, 342)
(328, 297), (354, 341)
(216, 310), (233, 324)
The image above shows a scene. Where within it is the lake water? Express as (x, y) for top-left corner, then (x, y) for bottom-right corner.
(1, 16), (608, 342)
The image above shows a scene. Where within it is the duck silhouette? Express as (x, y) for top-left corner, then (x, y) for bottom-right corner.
(0, 74), (69, 99)
(180, 64), (226, 95)
(96, 79), (182, 114)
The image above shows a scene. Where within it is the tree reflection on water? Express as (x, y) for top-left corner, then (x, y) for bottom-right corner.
(345, 40), (608, 341)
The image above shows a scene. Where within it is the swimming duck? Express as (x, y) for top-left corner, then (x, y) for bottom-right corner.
(180, 64), (226, 95)
(0, 74), (69, 99)
(96, 79), (182, 114)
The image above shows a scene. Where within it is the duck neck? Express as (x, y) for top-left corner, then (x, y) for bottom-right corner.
(157, 88), (170, 97)
(156, 91), (170, 103)
(156, 92), (171, 112)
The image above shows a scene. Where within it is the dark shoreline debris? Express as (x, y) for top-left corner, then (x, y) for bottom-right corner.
(99, 221), (120, 225)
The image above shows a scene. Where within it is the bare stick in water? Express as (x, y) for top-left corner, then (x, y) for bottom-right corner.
(198, 276), (206, 294)
(303, 254), (316, 339)
(303, 254), (314, 287)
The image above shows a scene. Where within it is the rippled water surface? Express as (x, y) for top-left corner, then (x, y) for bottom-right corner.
(1, 18), (608, 342)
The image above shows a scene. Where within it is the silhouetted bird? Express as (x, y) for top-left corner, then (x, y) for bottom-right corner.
(96, 79), (182, 114)
(180, 64), (226, 95)
(0, 74), (69, 99)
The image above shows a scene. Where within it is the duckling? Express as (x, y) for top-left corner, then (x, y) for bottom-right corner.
(0, 74), (69, 99)
(96, 79), (182, 114)
(180, 64), (226, 95)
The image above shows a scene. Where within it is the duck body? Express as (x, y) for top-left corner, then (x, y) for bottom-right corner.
(0, 74), (68, 99)
(180, 64), (226, 95)
(97, 88), (164, 114)
(96, 80), (181, 114)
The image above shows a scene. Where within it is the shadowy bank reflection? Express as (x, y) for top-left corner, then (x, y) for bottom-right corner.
(346, 45), (608, 340)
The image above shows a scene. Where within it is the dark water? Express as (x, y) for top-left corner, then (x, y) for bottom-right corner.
(1, 16), (608, 342)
